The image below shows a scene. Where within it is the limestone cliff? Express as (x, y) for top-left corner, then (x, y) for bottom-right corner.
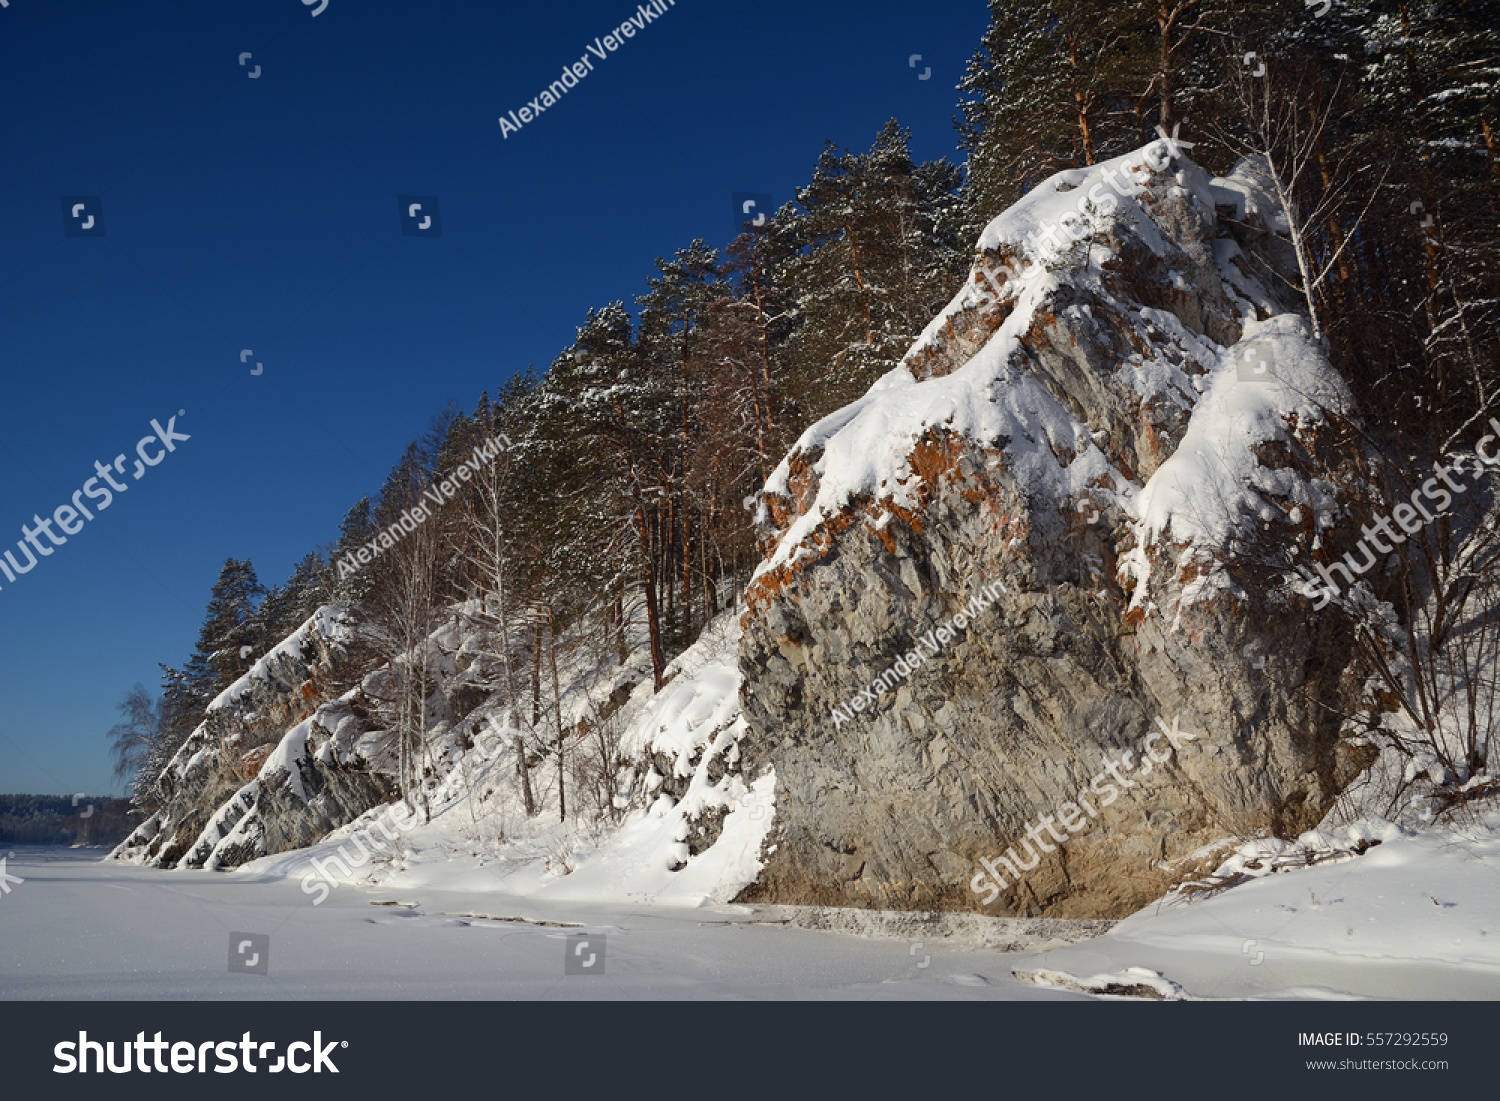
(110, 607), (393, 869)
(738, 145), (1371, 917)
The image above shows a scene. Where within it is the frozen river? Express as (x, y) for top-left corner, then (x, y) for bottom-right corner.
(0, 846), (1074, 1000)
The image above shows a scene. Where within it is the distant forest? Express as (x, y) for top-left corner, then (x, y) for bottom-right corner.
(0, 795), (136, 846)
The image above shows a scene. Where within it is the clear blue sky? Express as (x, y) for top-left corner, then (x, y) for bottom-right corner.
(0, 0), (989, 797)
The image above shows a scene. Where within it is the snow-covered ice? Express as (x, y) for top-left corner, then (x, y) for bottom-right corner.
(0, 846), (1079, 1001)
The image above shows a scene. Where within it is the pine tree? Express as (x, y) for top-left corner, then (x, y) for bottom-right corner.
(532, 304), (673, 686)
(372, 442), (429, 533)
(959, 0), (1156, 227)
(199, 559), (265, 689)
(778, 121), (968, 411)
(134, 560), (265, 810)
(332, 496), (377, 603)
(682, 294), (777, 596)
(637, 240), (727, 648)
(1346, 0), (1500, 441)
(149, 655), (211, 800)
(252, 551), (331, 647)
(1145, 0), (1238, 135)
(722, 217), (800, 474)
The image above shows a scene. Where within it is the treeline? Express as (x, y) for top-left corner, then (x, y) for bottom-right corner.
(119, 1), (1498, 817)
(0, 795), (135, 846)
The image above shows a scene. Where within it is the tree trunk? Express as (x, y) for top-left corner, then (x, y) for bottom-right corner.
(547, 606), (565, 823)
(701, 505), (717, 620)
(1157, 0), (1175, 134)
(614, 590), (628, 664)
(531, 625), (543, 726)
(843, 221), (874, 378)
(1482, 117), (1499, 191)
(750, 265), (778, 434)
(632, 486), (666, 690)
(681, 501), (694, 645)
(663, 493), (676, 646)
(515, 735), (535, 817)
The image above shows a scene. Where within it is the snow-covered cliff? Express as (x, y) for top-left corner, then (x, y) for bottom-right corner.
(738, 142), (1370, 917)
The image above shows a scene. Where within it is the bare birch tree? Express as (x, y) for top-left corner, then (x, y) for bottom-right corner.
(1212, 53), (1386, 343)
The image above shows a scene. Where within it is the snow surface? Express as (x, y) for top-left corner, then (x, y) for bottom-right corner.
(1011, 812), (1500, 1000)
(1120, 313), (1352, 617)
(6, 807), (1496, 1000)
(0, 847), (1079, 1001)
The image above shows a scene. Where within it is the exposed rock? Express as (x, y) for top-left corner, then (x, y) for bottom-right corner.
(737, 146), (1369, 918)
(110, 607), (393, 869)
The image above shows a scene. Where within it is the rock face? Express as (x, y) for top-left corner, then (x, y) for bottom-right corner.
(737, 146), (1372, 918)
(110, 608), (394, 869)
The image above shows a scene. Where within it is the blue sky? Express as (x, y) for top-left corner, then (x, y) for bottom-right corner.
(0, 0), (988, 796)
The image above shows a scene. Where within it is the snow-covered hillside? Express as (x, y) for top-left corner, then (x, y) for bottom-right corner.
(240, 611), (775, 908)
